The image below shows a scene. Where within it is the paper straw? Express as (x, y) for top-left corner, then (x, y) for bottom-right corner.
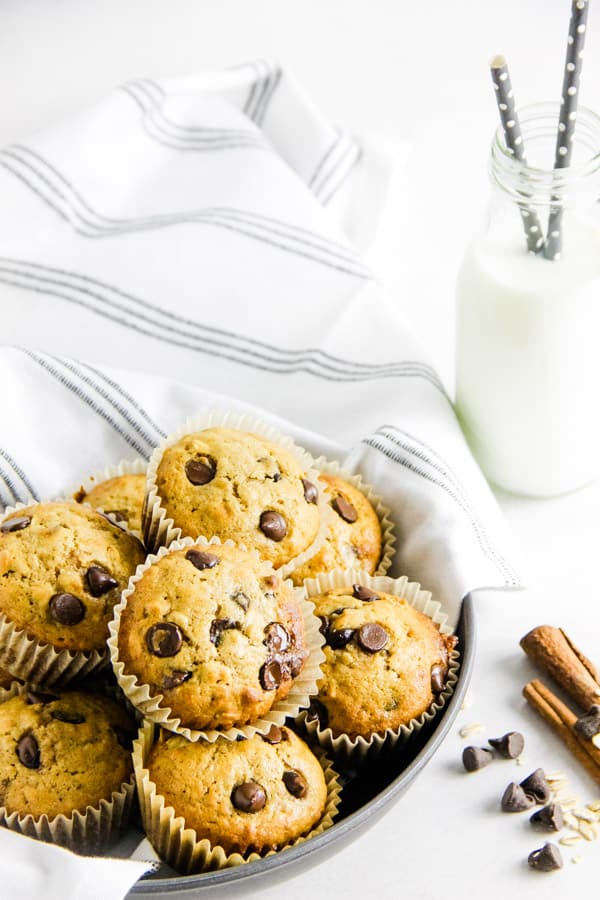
(490, 55), (544, 254)
(544, 0), (590, 260)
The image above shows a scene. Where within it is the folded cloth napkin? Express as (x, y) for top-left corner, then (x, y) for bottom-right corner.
(0, 60), (522, 898)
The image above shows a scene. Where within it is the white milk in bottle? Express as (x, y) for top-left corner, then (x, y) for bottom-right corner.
(455, 104), (600, 496)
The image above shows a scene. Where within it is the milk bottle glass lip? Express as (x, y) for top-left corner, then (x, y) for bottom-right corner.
(490, 102), (600, 209)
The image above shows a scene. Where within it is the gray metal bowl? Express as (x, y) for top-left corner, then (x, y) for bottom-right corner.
(129, 594), (475, 897)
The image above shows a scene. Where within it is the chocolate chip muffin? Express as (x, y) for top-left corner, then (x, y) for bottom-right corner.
(0, 690), (135, 820)
(308, 585), (455, 739)
(291, 474), (382, 584)
(0, 502), (146, 654)
(116, 542), (309, 732)
(145, 725), (328, 856)
(151, 428), (321, 569)
(77, 473), (146, 535)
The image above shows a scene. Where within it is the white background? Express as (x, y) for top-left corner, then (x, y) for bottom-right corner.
(1, 1), (600, 897)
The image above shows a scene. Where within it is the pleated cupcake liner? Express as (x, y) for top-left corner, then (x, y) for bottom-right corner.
(108, 535), (326, 742)
(141, 410), (330, 578)
(296, 568), (460, 763)
(290, 454), (396, 581)
(132, 720), (341, 874)
(0, 778), (136, 855)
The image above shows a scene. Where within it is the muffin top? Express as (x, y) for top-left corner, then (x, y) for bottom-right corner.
(146, 725), (327, 855)
(291, 473), (382, 584)
(0, 502), (146, 652)
(0, 690), (135, 818)
(309, 586), (454, 739)
(78, 473), (146, 535)
(154, 428), (320, 569)
(117, 542), (309, 731)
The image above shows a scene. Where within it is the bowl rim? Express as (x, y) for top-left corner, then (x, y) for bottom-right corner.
(130, 593), (476, 895)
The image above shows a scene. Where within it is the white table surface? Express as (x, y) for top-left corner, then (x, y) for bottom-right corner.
(1, 1), (600, 897)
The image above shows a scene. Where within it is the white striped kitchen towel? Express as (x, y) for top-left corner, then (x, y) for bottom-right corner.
(0, 58), (523, 900)
(0, 60), (521, 637)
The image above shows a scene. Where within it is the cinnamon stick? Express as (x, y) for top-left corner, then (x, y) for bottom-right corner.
(520, 625), (600, 711)
(523, 679), (600, 785)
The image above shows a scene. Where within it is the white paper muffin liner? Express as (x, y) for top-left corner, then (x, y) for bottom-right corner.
(0, 678), (23, 704)
(108, 535), (326, 742)
(296, 569), (460, 762)
(68, 457), (147, 538)
(133, 720), (341, 874)
(0, 777), (135, 855)
(0, 500), (142, 686)
(142, 410), (330, 578)
(288, 455), (396, 582)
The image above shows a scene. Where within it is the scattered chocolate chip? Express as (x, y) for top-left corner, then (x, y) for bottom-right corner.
(318, 616), (330, 638)
(264, 622), (290, 652)
(330, 607), (347, 616)
(235, 734), (247, 742)
(462, 746), (494, 772)
(528, 842), (563, 872)
(488, 731), (525, 759)
(520, 769), (550, 804)
(113, 726), (134, 751)
(261, 724), (287, 744)
(259, 658), (286, 691)
(430, 664), (447, 693)
(326, 628), (355, 649)
(332, 495), (357, 523)
(185, 455), (216, 486)
(51, 710), (85, 724)
(306, 699), (329, 727)
(352, 584), (379, 602)
(259, 510), (287, 542)
(186, 549), (219, 571)
(530, 804), (565, 832)
(574, 704), (600, 740)
(85, 565), (118, 597)
(146, 622), (183, 657)
(162, 670), (193, 690)
(231, 781), (266, 813)
(357, 623), (388, 653)
(283, 770), (308, 798)
(25, 691), (58, 705)
(501, 782), (536, 812)
(49, 593), (85, 626)
(210, 618), (240, 646)
(301, 478), (318, 504)
(0, 515), (31, 533)
(231, 590), (250, 611)
(16, 733), (40, 769)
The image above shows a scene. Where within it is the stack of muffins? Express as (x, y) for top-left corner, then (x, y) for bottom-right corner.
(0, 411), (458, 875)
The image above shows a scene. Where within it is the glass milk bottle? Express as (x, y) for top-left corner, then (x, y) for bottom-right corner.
(455, 103), (600, 497)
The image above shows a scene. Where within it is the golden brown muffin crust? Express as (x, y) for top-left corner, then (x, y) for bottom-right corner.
(147, 726), (327, 854)
(0, 502), (146, 652)
(155, 428), (320, 569)
(117, 543), (308, 731)
(310, 586), (452, 738)
(291, 473), (382, 584)
(81, 473), (146, 535)
(0, 691), (135, 818)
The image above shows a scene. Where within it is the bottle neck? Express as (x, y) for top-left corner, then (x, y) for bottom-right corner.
(490, 102), (600, 211)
